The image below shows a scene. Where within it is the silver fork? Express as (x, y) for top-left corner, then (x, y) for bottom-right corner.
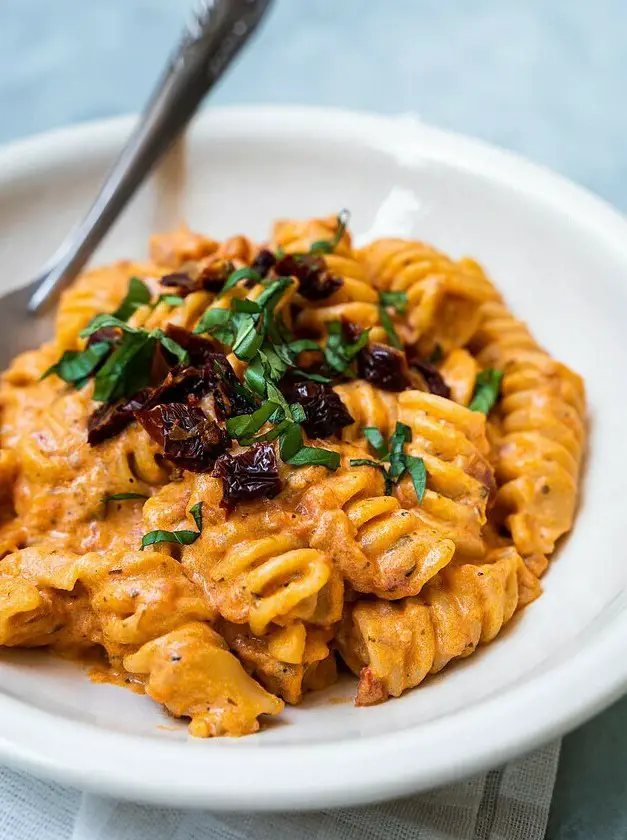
(0, 0), (273, 367)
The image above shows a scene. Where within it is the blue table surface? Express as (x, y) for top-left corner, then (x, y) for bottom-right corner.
(2, 1), (626, 836)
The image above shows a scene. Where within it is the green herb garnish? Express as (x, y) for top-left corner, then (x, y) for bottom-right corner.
(427, 343), (443, 364)
(350, 422), (427, 501)
(278, 421), (304, 461)
(286, 446), (340, 470)
(112, 277), (152, 321)
(403, 455), (427, 502)
(377, 290), (405, 350)
(349, 458), (394, 495)
(42, 341), (111, 386)
(103, 493), (148, 503)
(388, 421), (412, 481)
(140, 502), (203, 550)
(189, 501), (203, 532)
(155, 294), (184, 307)
(193, 307), (234, 343)
(361, 426), (388, 459)
(469, 369), (503, 414)
(78, 316), (187, 402)
(379, 290), (408, 315)
(324, 320), (370, 376)
(219, 267), (262, 297)
(309, 210), (351, 255)
(226, 402), (279, 441)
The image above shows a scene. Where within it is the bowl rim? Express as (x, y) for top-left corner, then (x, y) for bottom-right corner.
(1, 105), (626, 810)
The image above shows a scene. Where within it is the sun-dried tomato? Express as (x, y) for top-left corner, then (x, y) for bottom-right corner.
(87, 390), (150, 445)
(142, 365), (215, 410)
(136, 401), (230, 472)
(160, 260), (233, 296)
(250, 249), (276, 279)
(274, 253), (342, 300)
(85, 326), (120, 349)
(357, 344), (410, 392)
(409, 358), (451, 399)
(213, 443), (282, 505)
(282, 380), (354, 438)
(164, 325), (219, 367)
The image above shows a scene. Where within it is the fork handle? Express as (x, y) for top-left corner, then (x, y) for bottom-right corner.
(28, 0), (274, 313)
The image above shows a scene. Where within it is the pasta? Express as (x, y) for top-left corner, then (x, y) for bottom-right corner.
(0, 213), (586, 736)
(337, 546), (541, 704)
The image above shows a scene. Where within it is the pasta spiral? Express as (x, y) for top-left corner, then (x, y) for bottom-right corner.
(124, 622), (283, 737)
(357, 239), (500, 355)
(55, 261), (159, 352)
(209, 534), (334, 635)
(333, 381), (399, 441)
(439, 348), (479, 406)
(395, 391), (494, 558)
(470, 301), (586, 559)
(337, 546), (541, 704)
(272, 216), (394, 343)
(299, 447), (456, 598)
(221, 620), (337, 704)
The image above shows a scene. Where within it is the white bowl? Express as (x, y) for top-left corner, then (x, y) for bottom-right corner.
(0, 106), (626, 810)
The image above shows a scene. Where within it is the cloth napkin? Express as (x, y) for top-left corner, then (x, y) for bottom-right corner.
(0, 741), (559, 840)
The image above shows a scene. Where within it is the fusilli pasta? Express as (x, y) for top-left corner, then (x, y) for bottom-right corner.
(0, 213), (586, 735)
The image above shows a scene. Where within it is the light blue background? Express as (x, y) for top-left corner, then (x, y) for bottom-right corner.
(1, 1), (626, 837)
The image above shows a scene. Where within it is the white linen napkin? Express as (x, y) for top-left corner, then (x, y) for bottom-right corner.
(0, 741), (559, 840)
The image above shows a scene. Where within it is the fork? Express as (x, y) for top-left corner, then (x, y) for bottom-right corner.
(24, 0), (273, 316)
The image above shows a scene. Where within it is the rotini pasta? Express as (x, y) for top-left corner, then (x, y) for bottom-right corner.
(470, 301), (586, 562)
(0, 213), (586, 736)
(357, 239), (500, 355)
(337, 546), (542, 704)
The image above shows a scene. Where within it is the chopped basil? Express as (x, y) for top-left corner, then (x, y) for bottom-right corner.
(361, 426), (389, 459)
(232, 313), (264, 361)
(103, 492), (148, 503)
(250, 418), (292, 444)
(231, 298), (262, 314)
(78, 319), (188, 402)
(151, 329), (188, 364)
(258, 345), (289, 384)
(189, 501), (203, 532)
(284, 338), (320, 356)
(243, 355), (268, 398)
(379, 290), (408, 315)
(278, 421), (304, 461)
(324, 320), (370, 376)
(469, 369), (503, 414)
(112, 277), (152, 321)
(42, 341), (110, 385)
(349, 458), (394, 495)
(92, 331), (156, 403)
(388, 422), (412, 481)
(218, 267), (262, 297)
(427, 343), (443, 364)
(286, 446), (340, 470)
(226, 401), (278, 440)
(404, 454), (427, 502)
(193, 307), (235, 343)
(80, 314), (134, 338)
(290, 402), (306, 424)
(255, 277), (293, 311)
(351, 422), (427, 502)
(140, 501), (203, 550)
(309, 210), (351, 255)
(140, 529), (199, 549)
(155, 294), (184, 307)
(378, 305), (403, 350)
